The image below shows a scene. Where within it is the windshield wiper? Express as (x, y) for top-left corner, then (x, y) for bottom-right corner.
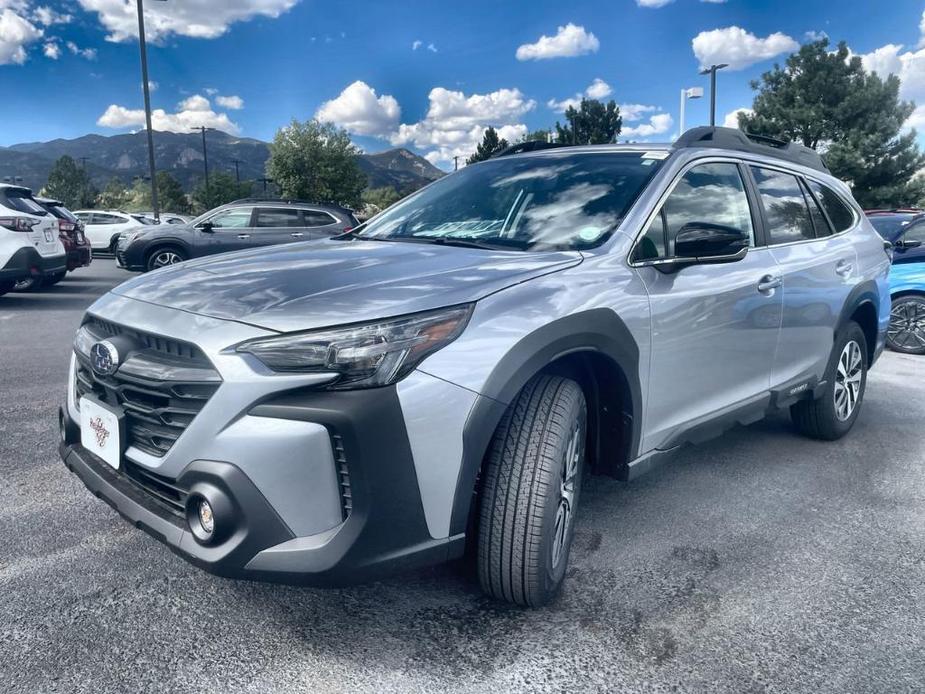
(425, 236), (534, 251)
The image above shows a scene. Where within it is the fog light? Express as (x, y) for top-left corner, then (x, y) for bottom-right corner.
(198, 499), (214, 536)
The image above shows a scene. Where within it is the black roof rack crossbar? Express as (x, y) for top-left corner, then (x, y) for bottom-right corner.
(228, 198), (355, 212)
(673, 126), (829, 174)
(491, 140), (571, 158)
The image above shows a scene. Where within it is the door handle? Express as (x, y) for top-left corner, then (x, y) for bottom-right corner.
(757, 274), (782, 293)
(237, 234), (251, 239)
(290, 232), (304, 238)
(835, 259), (853, 276)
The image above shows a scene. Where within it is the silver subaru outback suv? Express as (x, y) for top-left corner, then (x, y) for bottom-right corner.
(60, 127), (890, 606)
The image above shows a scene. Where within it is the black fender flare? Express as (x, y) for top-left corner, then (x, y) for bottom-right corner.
(447, 308), (642, 535)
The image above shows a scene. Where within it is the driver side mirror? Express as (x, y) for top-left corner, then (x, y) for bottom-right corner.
(198, 221), (214, 233)
(673, 222), (750, 262)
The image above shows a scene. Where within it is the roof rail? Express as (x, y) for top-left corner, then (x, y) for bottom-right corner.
(491, 140), (571, 158)
(674, 126), (829, 174)
(228, 198), (355, 212)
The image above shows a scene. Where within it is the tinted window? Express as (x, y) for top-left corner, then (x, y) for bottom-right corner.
(903, 220), (925, 244)
(802, 180), (832, 237)
(92, 213), (126, 225)
(255, 208), (301, 228)
(302, 210), (337, 227)
(807, 180), (855, 232)
(867, 215), (915, 239)
(359, 152), (665, 250)
(636, 162), (754, 261)
(752, 167), (814, 244)
(47, 204), (78, 223)
(207, 208), (253, 228)
(2, 189), (47, 215)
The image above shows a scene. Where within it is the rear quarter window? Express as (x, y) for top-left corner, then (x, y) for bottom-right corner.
(807, 180), (856, 233)
(1, 189), (47, 215)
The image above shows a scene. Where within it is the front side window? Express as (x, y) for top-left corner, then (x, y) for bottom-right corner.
(752, 167), (815, 244)
(902, 220), (925, 244)
(358, 152), (665, 250)
(255, 208), (301, 228)
(807, 180), (856, 233)
(207, 208), (253, 228)
(635, 162), (755, 261)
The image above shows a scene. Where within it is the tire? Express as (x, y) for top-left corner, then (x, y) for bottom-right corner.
(146, 246), (187, 272)
(13, 276), (41, 292)
(886, 294), (925, 355)
(477, 374), (587, 607)
(791, 321), (868, 440)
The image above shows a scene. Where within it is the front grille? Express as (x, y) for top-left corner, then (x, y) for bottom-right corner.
(122, 460), (188, 518)
(75, 318), (221, 458)
(331, 434), (352, 519)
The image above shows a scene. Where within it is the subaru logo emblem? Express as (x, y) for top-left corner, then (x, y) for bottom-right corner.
(90, 340), (120, 376)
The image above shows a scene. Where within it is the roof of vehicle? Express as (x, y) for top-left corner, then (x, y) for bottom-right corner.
(225, 198), (356, 214)
(0, 183), (33, 195)
(493, 126), (829, 175)
(35, 197), (63, 206)
(864, 208), (925, 216)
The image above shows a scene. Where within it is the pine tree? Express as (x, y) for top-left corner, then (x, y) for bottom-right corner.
(44, 156), (97, 208)
(555, 99), (622, 145)
(466, 126), (509, 165)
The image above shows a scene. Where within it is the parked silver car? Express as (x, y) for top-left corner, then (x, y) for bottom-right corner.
(60, 127), (890, 606)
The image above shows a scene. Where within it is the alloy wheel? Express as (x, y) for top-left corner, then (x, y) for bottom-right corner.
(888, 299), (925, 352)
(151, 251), (182, 269)
(833, 339), (863, 421)
(551, 424), (582, 569)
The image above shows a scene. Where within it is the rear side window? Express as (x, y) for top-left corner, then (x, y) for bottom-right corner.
(301, 210), (337, 227)
(807, 180), (856, 233)
(801, 180), (833, 237)
(1, 188), (47, 215)
(635, 162), (755, 261)
(91, 213), (126, 225)
(255, 208), (301, 227)
(751, 167), (814, 244)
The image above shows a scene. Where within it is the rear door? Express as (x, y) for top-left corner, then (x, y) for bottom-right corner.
(250, 207), (306, 247)
(751, 167), (858, 388)
(301, 209), (344, 239)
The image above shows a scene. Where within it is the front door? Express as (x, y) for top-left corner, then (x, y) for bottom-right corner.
(633, 161), (783, 452)
(203, 206), (256, 256)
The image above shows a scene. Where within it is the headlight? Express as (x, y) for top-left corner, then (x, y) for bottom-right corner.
(235, 304), (473, 389)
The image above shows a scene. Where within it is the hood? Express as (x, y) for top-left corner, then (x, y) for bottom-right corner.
(111, 239), (582, 333)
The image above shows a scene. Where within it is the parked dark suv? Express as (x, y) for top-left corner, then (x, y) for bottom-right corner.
(116, 199), (359, 272)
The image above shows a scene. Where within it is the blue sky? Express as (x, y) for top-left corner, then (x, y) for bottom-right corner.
(2, 0), (925, 169)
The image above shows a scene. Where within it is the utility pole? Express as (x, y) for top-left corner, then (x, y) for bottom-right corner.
(136, 0), (164, 222)
(231, 159), (242, 182)
(192, 126), (214, 195)
(699, 63), (728, 127)
(78, 157), (90, 169)
(258, 177), (274, 195)
(453, 155), (459, 171)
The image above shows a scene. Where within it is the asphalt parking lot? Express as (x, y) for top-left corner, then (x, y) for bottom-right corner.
(1, 260), (924, 694)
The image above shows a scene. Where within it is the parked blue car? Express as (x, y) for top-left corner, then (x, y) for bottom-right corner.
(867, 210), (925, 264)
(886, 261), (925, 354)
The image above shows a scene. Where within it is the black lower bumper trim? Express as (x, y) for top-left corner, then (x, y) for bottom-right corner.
(0, 247), (67, 281)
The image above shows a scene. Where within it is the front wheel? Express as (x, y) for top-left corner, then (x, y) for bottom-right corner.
(791, 321), (868, 440)
(146, 247), (187, 272)
(477, 375), (587, 607)
(886, 295), (925, 355)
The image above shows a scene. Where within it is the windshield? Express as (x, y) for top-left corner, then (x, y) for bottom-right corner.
(868, 214), (918, 240)
(358, 151), (665, 250)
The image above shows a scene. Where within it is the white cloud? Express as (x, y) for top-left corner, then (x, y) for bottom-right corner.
(623, 113), (674, 138)
(700, 0), (727, 3)
(204, 87), (218, 96)
(723, 107), (753, 128)
(906, 104), (925, 131)
(42, 38), (59, 59)
(97, 94), (241, 135)
(411, 39), (422, 50)
(66, 39), (96, 59)
(620, 103), (659, 121)
(315, 80), (401, 137)
(548, 78), (613, 112)
(636, 0), (673, 6)
(147, 80), (158, 91)
(0, 7), (42, 64)
(804, 30), (828, 42)
(77, 0), (299, 42)
(858, 44), (925, 102)
(215, 94), (244, 110)
(516, 23), (599, 61)
(392, 86), (534, 165)
(427, 42), (437, 53)
(692, 26), (799, 70)
(32, 5), (70, 25)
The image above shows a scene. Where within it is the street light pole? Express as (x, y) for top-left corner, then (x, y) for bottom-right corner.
(231, 159), (242, 182)
(136, 0), (160, 221)
(678, 86), (704, 135)
(699, 63), (728, 127)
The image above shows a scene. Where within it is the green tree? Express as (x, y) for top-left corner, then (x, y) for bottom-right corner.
(190, 173), (253, 213)
(362, 186), (402, 210)
(555, 99), (622, 145)
(740, 39), (925, 208)
(44, 155), (97, 208)
(126, 172), (191, 214)
(266, 119), (366, 207)
(522, 128), (552, 143)
(96, 178), (131, 209)
(467, 126), (509, 164)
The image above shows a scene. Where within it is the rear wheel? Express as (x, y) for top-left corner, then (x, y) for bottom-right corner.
(42, 271), (66, 287)
(886, 294), (925, 355)
(791, 321), (867, 440)
(146, 246), (187, 272)
(477, 375), (587, 607)
(13, 276), (41, 292)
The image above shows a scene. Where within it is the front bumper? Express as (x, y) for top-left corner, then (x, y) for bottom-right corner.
(59, 382), (464, 585)
(0, 247), (67, 282)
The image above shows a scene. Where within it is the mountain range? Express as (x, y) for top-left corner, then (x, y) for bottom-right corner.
(0, 130), (445, 194)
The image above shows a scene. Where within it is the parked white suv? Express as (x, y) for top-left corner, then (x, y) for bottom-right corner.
(0, 184), (67, 296)
(73, 210), (157, 252)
